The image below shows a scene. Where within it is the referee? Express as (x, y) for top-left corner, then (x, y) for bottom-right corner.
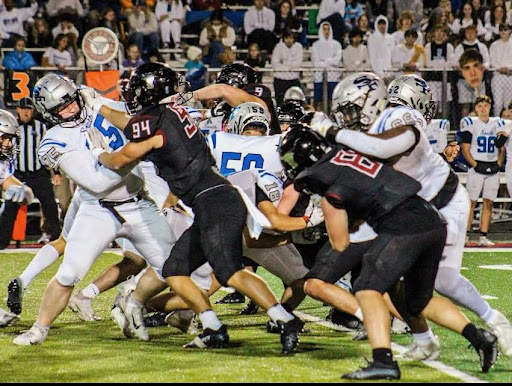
(0, 97), (61, 248)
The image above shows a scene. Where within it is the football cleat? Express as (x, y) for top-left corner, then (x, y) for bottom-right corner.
(215, 291), (245, 304)
(478, 236), (495, 247)
(111, 293), (135, 339)
(13, 325), (48, 346)
(486, 311), (512, 356)
(327, 308), (361, 330)
(183, 324), (229, 348)
(398, 336), (441, 361)
(0, 307), (20, 327)
(7, 277), (24, 315)
(240, 300), (259, 315)
(391, 316), (411, 335)
(144, 312), (169, 328)
(165, 310), (198, 334)
(266, 319), (280, 334)
(279, 317), (304, 354)
(342, 360), (401, 380)
(68, 290), (102, 322)
(352, 324), (368, 341)
(470, 328), (499, 373)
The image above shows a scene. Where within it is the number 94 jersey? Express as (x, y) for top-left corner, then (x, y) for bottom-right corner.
(460, 116), (506, 162)
(206, 131), (283, 177)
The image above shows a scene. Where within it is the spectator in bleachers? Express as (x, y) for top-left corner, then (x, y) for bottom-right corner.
(344, 0), (363, 32)
(316, 0), (346, 44)
(127, 0), (160, 59)
(147, 47), (165, 62)
(245, 42), (267, 81)
(42, 34), (73, 77)
(121, 0), (156, 17)
(424, 24), (454, 107)
(271, 30), (303, 106)
(311, 21), (341, 111)
(484, 5), (507, 42)
(51, 13), (80, 41)
(423, 6), (453, 42)
(356, 13), (372, 45)
(2, 36), (36, 71)
(185, 45), (206, 90)
(27, 17), (53, 64)
(244, 0), (277, 55)
(99, 8), (127, 46)
(46, 0), (85, 25)
(455, 47), (489, 118)
(0, 0), (38, 48)
(392, 11), (422, 47)
(343, 28), (369, 71)
(367, 15), (395, 79)
(489, 23), (512, 116)
(484, 0), (512, 25)
(451, 1), (487, 38)
(87, 0), (121, 28)
(121, 43), (144, 78)
(274, 0), (302, 41)
(191, 0), (222, 11)
(471, 0), (488, 25)
(155, 0), (186, 50)
(392, 29), (426, 75)
(364, 0), (387, 26)
(500, 100), (512, 119)
(199, 9), (236, 68)
(387, 0), (423, 31)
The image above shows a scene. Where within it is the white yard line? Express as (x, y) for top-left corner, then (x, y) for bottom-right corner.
(294, 311), (488, 384)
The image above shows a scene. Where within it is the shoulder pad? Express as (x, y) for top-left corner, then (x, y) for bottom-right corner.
(243, 83), (271, 99)
(38, 137), (68, 168)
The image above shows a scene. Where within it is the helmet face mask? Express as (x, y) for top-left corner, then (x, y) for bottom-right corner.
(332, 73), (388, 131)
(0, 110), (20, 162)
(283, 86), (306, 104)
(121, 62), (181, 115)
(279, 124), (331, 181)
(387, 74), (437, 123)
(228, 102), (270, 135)
(277, 100), (306, 124)
(33, 74), (86, 128)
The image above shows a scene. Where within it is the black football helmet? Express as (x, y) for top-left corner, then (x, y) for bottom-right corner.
(277, 100), (307, 124)
(216, 63), (258, 88)
(120, 62), (186, 115)
(280, 124), (331, 180)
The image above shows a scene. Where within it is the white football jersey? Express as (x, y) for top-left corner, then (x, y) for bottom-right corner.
(368, 106), (451, 201)
(199, 116), (224, 137)
(460, 116), (505, 162)
(425, 119), (449, 154)
(38, 105), (144, 202)
(227, 168), (283, 207)
(206, 131), (283, 177)
(0, 159), (13, 185)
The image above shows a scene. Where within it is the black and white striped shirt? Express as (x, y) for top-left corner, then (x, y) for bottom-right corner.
(17, 118), (47, 172)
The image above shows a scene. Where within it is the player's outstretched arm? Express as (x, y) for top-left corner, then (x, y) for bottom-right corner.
(97, 136), (163, 170)
(194, 84), (266, 109)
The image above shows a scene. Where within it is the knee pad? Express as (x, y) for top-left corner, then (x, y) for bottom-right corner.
(56, 264), (81, 287)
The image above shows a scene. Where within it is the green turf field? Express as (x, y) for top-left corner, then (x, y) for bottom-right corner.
(0, 250), (511, 382)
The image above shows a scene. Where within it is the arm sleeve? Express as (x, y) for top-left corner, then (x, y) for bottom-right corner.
(334, 129), (417, 158)
(459, 130), (473, 143)
(58, 151), (126, 194)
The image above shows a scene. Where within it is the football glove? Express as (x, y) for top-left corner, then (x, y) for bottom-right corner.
(85, 127), (111, 161)
(303, 201), (325, 227)
(474, 161), (500, 175)
(4, 184), (34, 204)
(79, 86), (103, 113)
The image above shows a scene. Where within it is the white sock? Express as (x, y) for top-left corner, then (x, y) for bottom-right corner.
(267, 304), (294, 323)
(199, 310), (223, 331)
(413, 329), (436, 344)
(481, 307), (495, 324)
(81, 283), (100, 299)
(34, 322), (50, 334)
(354, 308), (364, 321)
(20, 244), (60, 288)
(134, 268), (147, 284)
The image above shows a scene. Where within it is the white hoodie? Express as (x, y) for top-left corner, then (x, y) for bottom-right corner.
(311, 22), (342, 83)
(367, 15), (395, 78)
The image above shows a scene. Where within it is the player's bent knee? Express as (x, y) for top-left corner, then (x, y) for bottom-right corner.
(303, 278), (324, 297)
(56, 265), (82, 287)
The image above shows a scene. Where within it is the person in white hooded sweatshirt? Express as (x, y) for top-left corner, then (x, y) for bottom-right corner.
(311, 21), (342, 111)
(367, 15), (395, 81)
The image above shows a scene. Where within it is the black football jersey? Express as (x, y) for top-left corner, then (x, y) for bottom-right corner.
(124, 103), (224, 205)
(294, 146), (422, 229)
(242, 83), (281, 135)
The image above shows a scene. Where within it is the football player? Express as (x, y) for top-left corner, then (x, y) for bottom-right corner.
(460, 94), (505, 246)
(82, 62), (303, 354)
(12, 74), (176, 346)
(312, 72), (504, 368)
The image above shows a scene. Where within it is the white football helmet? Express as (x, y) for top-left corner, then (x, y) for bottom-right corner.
(0, 109), (20, 162)
(387, 74), (437, 123)
(332, 72), (388, 131)
(228, 102), (270, 135)
(33, 74), (86, 127)
(284, 86), (306, 103)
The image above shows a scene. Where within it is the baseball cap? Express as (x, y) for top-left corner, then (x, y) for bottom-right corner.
(18, 97), (34, 109)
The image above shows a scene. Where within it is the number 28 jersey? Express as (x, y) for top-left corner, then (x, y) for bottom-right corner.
(460, 116), (506, 162)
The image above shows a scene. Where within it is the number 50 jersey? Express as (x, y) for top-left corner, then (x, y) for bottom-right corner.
(206, 131), (284, 177)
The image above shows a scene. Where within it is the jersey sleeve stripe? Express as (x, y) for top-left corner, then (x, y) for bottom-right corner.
(40, 139), (67, 148)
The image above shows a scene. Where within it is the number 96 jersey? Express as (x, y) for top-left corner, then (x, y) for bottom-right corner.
(460, 116), (506, 162)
